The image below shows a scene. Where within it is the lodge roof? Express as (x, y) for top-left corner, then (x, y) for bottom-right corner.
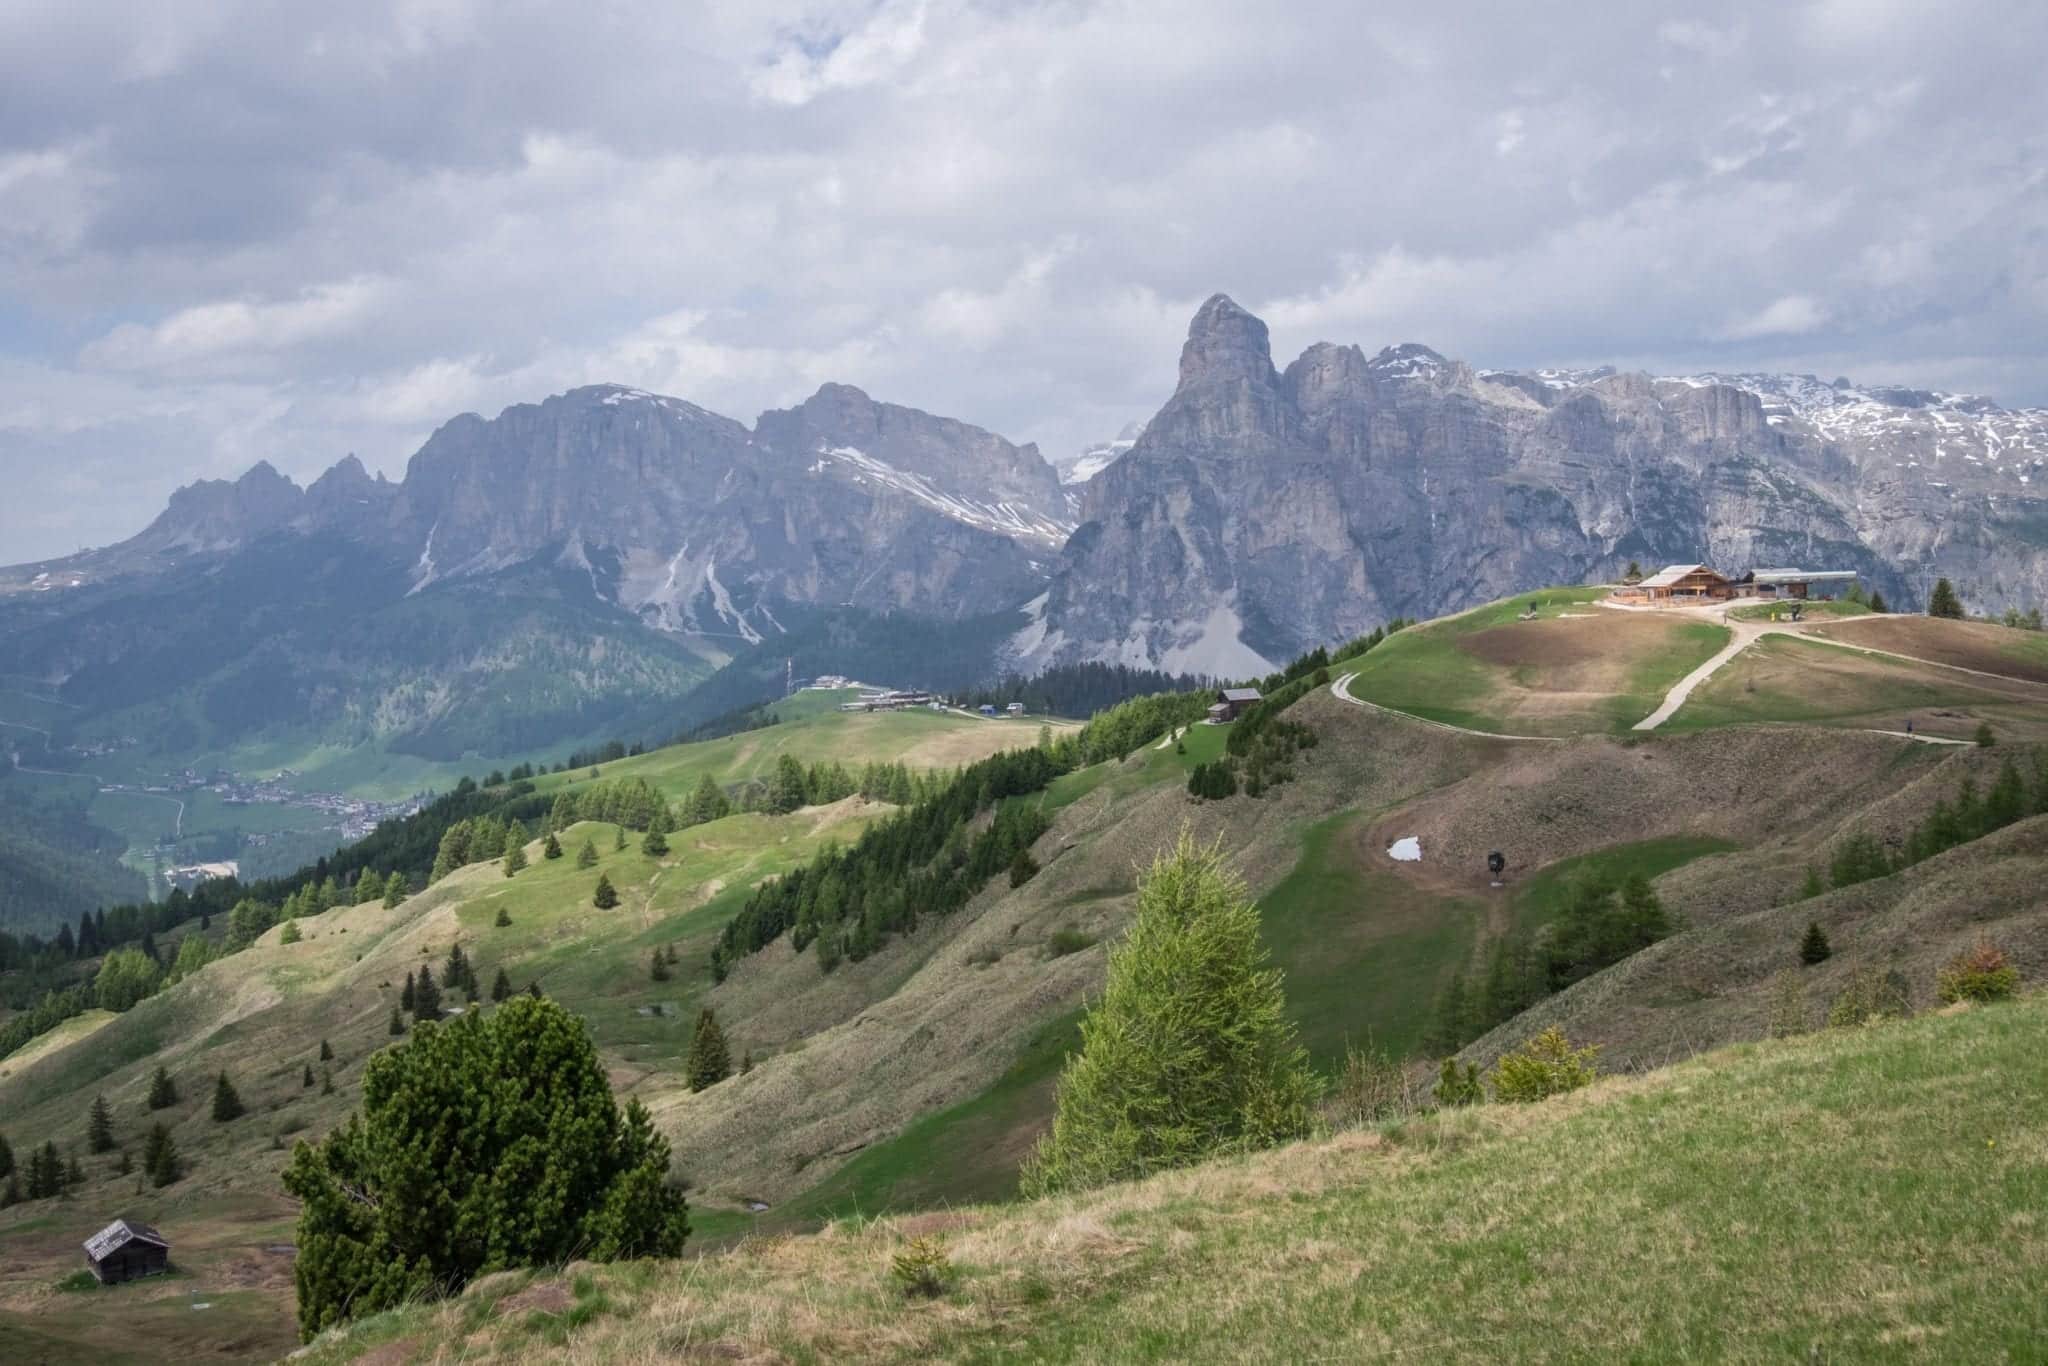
(83, 1218), (168, 1261)
(1638, 564), (1715, 588)
(1220, 688), (1262, 703)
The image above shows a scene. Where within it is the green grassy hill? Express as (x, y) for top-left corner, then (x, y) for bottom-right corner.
(6, 590), (2047, 1361)
(302, 990), (2048, 1364)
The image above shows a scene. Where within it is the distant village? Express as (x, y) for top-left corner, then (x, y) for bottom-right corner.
(811, 677), (1032, 718)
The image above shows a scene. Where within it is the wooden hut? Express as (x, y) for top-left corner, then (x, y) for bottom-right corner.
(83, 1218), (170, 1284)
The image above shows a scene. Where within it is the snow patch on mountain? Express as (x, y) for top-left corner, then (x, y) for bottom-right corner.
(814, 445), (1074, 543)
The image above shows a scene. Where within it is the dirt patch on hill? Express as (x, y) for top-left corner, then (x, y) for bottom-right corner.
(1458, 612), (1675, 680)
(1810, 616), (2048, 684)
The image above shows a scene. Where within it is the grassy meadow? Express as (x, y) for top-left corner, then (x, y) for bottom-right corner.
(299, 989), (2048, 1365)
(1339, 586), (1731, 735)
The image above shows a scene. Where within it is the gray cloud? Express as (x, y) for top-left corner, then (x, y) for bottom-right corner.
(2, 0), (2045, 561)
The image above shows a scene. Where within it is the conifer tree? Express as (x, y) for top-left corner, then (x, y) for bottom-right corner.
(1800, 921), (1833, 966)
(401, 973), (416, 1012)
(526, 980), (543, 999)
(614, 824), (628, 852)
(642, 804), (671, 857)
(1868, 590), (1888, 613)
(389, 1005), (406, 1036)
(740, 1050), (753, 1075)
(0, 1132), (11, 1180)
(0, 1173), (18, 1207)
(495, 905), (511, 927)
(1021, 832), (1317, 1196)
(115, 1148), (132, 1176)
(280, 920), (303, 945)
(503, 839), (528, 877)
(544, 831), (563, 859)
(87, 1094), (115, 1153)
(577, 839), (599, 869)
(321, 1070), (335, 1096)
(650, 948), (670, 982)
(212, 1071), (245, 1122)
(142, 1123), (180, 1188)
(685, 1009), (732, 1091)
(1800, 864), (1825, 899)
(383, 870), (408, 907)
(146, 1065), (178, 1111)
(1928, 576), (1965, 618)
(287, 1000), (691, 1337)
(414, 966), (442, 1020)
(67, 1152), (85, 1188)
(592, 874), (619, 910)
(492, 967), (512, 1002)
(320, 1038), (334, 1061)
(442, 944), (470, 991)
(303, 1063), (316, 1088)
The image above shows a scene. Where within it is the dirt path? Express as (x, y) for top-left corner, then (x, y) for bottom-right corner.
(1631, 619), (1775, 731)
(1859, 729), (1974, 747)
(1630, 606), (2048, 732)
(1329, 672), (1564, 743)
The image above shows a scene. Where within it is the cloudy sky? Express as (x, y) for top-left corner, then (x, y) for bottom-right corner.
(3, 0), (2044, 561)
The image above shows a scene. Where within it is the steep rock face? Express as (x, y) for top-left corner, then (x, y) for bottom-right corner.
(1028, 297), (2048, 673)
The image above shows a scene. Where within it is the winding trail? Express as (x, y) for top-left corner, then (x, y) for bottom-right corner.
(1631, 619), (1775, 731)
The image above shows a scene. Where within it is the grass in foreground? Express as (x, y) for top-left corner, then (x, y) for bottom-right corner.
(303, 991), (2048, 1364)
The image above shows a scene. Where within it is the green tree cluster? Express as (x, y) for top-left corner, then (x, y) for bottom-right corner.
(282, 996), (688, 1339)
(93, 946), (163, 1011)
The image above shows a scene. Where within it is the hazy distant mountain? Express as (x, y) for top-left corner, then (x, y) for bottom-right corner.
(6, 301), (2045, 766)
(0, 383), (1072, 764)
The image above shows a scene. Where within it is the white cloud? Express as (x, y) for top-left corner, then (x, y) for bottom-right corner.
(1718, 294), (1830, 340)
(81, 278), (391, 376)
(1, 0), (2046, 561)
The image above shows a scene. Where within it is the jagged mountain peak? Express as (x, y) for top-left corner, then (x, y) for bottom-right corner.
(1178, 293), (1280, 392)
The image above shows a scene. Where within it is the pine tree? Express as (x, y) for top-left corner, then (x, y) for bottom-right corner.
(492, 967), (512, 1002)
(142, 1123), (180, 1188)
(1928, 577), (1965, 619)
(442, 944), (470, 991)
(321, 1070), (335, 1096)
(526, 980), (543, 999)
(282, 996), (688, 1338)
(1021, 831), (1318, 1196)
(383, 870), (408, 908)
(503, 838), (528, 877)
(740, 1050), (754, 1075)
(592, 874), (619, 910)
(1800, 864), (1825, 899)
(1800, 921), (1832, 966)
(1868, 590), (1888, 613)
(401, 973), (417, 1012)
(87, 1094), (115, 1153)
(145, 1066), (177, 1111)
(614, 824), (628, 852)
(414, 966), (442, 1020)
(495, 905), (511, 927)
(280, 920), (303, 945)
(320, 1038), (334, 1062)
(643, 804), (671, 857)
(212, 1071), (245, 1122)
(1976, 720), (1996, 747)
(577, 839), (599, 869)
(303, 1063), (316, 1088)
(650, 949), (670, 982)
(686, 1009), (732, 1091)
(0, 1132), (11, 1180)
(389, 1005), (406, 1036)
(544, 831), (563, 859)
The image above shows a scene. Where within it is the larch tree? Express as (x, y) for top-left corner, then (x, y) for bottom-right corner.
(1021, 830), (1319, 1197)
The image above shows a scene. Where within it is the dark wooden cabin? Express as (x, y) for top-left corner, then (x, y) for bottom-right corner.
(83, 1218), (170, 1284)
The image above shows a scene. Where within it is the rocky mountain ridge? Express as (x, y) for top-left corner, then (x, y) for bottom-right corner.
(1017, 295), (2048, 674)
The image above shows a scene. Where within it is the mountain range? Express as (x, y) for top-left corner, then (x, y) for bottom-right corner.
(5, 294), (2046, 765)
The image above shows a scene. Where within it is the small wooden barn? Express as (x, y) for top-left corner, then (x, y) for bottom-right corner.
(1207, 687), (1263, 722)
(83, 1218), (170, 1284)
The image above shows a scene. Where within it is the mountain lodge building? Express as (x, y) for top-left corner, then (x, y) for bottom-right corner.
(1616, 564), (1735, 605)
